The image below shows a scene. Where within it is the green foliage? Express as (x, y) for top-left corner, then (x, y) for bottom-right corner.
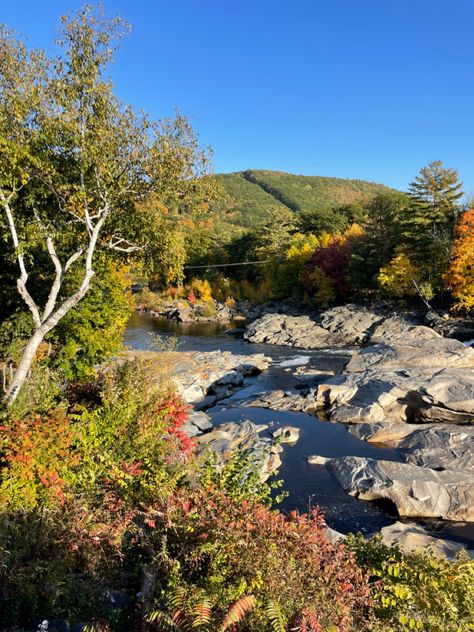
(50, 261), (134, 380)
(347, 533), (474, 631)
(143, 491), (372, 632)
(403, 161), (464, 286)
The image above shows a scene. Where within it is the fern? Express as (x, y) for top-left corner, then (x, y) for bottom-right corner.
(147, 610), (183, 632)
(266, 599), (287, 632)
(191, 598), (212, 628)
(220, 595), (257, 631)
(289, 609), (322, 632)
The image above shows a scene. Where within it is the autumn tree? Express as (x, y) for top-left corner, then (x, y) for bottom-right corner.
(443, 209), (474, 312)
(0, 6), (215, 403)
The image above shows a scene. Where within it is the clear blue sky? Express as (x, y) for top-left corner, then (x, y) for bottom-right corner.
(2, 1), (474, 193)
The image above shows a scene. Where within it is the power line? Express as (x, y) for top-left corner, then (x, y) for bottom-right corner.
(184, 259), (278, 270)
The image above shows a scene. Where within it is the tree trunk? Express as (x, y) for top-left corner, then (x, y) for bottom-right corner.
(5, 276), (93, 405)
(5, 329), (46, 404)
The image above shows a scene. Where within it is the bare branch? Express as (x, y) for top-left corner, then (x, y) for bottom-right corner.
(108, 235), (143, 253)
(42, 236), (64, 321)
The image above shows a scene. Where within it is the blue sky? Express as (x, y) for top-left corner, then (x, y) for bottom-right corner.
(2, 1), (474, 192)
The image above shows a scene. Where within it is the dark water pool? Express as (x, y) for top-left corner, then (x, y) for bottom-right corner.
(210, 406), (402, 535)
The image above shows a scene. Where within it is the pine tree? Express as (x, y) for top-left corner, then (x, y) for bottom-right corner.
(403, 161), (464, 286)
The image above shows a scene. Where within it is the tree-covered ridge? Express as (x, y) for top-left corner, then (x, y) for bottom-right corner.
(216, 169), (393, 229)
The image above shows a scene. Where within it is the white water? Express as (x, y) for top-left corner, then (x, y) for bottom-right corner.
(278, 355), (311, 367)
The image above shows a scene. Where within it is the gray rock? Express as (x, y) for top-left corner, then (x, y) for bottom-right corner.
(196, 420), (282, 482)
(314, 368), (474, 425)
(324, 526), (346, 543)
(307, 455), (329, 465)
(320, 305), (385, 344)
(399, 426), (474, 470)
(380, 521), (474, 559)
(327, 456), (474, 521)
(273, 426), (300, 443)
(244, 313), (345, 349)
(189, 411), (213, 432)
(346, 338), (474, 372)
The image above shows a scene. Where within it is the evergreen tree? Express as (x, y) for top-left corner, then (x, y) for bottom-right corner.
(403, 161), (463, 287)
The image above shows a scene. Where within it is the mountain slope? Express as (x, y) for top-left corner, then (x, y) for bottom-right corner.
(216, 169), (393, 230)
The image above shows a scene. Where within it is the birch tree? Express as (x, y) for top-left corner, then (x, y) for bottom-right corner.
(0, 5), (214, 404)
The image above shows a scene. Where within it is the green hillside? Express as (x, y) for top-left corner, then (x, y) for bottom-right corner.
(216, 169), (393, 230)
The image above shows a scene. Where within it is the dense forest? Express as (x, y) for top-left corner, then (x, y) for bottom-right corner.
(0, 5), (473, 632)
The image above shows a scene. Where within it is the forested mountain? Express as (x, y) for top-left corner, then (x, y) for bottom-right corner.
(216, 169), (393, 228)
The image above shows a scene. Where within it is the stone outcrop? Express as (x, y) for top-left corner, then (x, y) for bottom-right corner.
(312, 368), (474, 425)
(327, 456), (474, 521)
(345, 338), (474, 372)
(244, 313), (345, 349)
(244, 304), (428, 349)
(168, 350), (272, 406)
(380, 521), (473, 559)
(196, 420), (282, 481)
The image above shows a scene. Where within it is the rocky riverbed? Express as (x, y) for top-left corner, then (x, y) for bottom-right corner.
(242, 305), (474, 530)
(124, 304), (474, 558)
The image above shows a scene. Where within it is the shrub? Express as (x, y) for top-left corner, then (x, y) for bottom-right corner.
(377, 252), (419, 298)
(347, 533), (474, 631)
(145, 489), (373, 631)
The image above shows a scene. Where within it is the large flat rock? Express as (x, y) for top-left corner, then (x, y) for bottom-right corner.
(346, 338), (474, 372)
(124, 349), (271, 406)
(244, 313), (345, 349)
(327, 456), (474, 521)
(314, 368), (474, 425)
(380, 521), (474, 559)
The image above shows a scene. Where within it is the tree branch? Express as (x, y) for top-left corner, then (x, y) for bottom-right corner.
(0, 190), (42, 328)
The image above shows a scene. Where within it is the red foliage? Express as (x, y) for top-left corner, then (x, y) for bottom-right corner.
(188, 291), (196, 303)
(153, 391), (195, 456)
(303, 235), (350, 296)
(141, 487), (371, 630)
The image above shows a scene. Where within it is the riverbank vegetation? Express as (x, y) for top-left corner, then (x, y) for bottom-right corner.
(1, 5), (473, 631)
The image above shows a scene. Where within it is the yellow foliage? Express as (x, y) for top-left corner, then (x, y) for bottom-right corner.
(189, 278), (213, 302)
(307, 266), (335, 307)
(342, 223), (364, 244)
(318, 231), (333, 248)
(377, 253), (418, 297)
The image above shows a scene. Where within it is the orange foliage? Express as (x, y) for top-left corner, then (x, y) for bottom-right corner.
(444, 209), (474, 312)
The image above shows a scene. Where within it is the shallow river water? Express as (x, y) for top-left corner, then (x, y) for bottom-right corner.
(125, 313), (474, 545)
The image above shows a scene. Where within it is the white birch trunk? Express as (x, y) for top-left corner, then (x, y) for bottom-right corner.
(3, 193), (108, 405)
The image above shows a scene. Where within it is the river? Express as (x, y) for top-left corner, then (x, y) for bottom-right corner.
(125, 313), (474, 546)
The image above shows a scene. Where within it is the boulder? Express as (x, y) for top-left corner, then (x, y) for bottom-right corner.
(244, 314), (345, 349)
(273, 426), (300, 444)
(399, 426), (474, 471)
(314, 368), (474, 425)
(196, 420), (282, 481)
(307, 455), (329, 465)
(346, 338), (474, 372)
(327, 456), (474, 521)
(380, 521), (474, 559)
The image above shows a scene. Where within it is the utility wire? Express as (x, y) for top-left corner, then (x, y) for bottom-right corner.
(184, 259), (279, 270)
